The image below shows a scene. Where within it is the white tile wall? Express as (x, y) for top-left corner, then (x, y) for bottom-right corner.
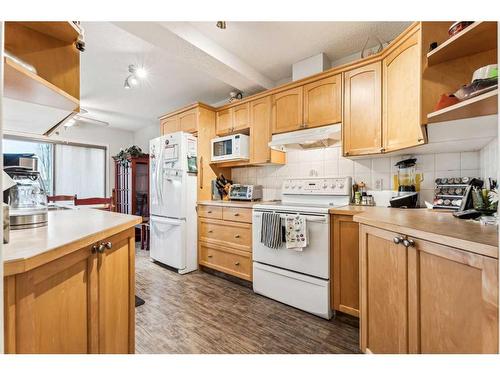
(480, 137), (499, 187)
(232, 145), (486, 204)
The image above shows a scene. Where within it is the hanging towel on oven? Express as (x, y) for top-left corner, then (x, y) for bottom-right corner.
(260, 212), (283, 249)
(285, 214), (308, 251)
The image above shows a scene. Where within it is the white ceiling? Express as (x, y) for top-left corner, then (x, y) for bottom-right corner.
(190, 22), (411, 82)
(80, 21), (411, 132)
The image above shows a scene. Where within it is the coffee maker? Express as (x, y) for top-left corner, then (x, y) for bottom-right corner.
(390, 158), (419, 208)
(3, 155), (48, 229)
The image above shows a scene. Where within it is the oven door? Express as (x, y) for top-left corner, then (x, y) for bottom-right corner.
(211, 136), (234, 161)
(252, 210), (330, 279)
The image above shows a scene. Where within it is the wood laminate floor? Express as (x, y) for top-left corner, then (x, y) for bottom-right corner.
(135, 249), (360, 354)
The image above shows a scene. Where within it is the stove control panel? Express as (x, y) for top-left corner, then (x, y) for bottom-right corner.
(282, 177), (352, 195)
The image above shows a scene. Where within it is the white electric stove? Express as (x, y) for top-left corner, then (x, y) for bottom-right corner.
(252, 177), (352, 319)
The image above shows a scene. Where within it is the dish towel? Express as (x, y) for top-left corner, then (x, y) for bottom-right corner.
(260, 212), (283, 249)
(285, 214), (308, 251)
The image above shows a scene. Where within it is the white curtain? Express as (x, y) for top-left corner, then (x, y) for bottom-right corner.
(55, 144), (105, 198)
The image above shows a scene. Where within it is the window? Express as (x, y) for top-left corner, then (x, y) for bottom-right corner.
(55, 144), (106, 198)
(2, 137), (106, 198)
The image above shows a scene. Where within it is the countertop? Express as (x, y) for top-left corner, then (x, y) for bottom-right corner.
(3, 208), (142, 276)
(197, 200), (273, 208)
(335, 206), (498, 258)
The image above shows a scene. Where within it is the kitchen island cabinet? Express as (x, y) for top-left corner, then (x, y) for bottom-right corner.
(355, 211), (499, 354)
(3, 209), (142, 354)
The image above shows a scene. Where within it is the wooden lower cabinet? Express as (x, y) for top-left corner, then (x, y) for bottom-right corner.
(360, 224), (499, 354)
(198, 205), (253, 281)
(331, 215), (359, 317)
(199, 242), (252, 281)
(3, 228), (135, 354)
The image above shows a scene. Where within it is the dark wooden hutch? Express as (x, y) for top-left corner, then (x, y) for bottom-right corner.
(114, 156), (149, 219)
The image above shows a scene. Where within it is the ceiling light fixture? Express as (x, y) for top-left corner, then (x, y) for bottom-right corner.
(64, 118), (76, 127)
(124, 64), (148, 89)
(216, 21), (226, 30)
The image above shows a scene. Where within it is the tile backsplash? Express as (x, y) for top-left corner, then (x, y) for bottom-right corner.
(231, 144), (496, 205)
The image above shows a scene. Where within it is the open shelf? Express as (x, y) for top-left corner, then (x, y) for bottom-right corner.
(17, 21), (80, 43)
(427, 22), (497, 66)
(427, 89), (498, 124)
(4, 57), (79, 111)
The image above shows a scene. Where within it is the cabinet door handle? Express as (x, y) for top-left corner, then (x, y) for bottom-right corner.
(98, 244), (106, 253)
(380, 148), (386, 153)
(234, 234), (240, 238)
(418, 138), (424, 142)
(92, 245), (98, 254)
(104, 242), (112, 249)
(403, 238), (415, 248)
(393, 236), (404, 244)
(234, 261), (240, 266)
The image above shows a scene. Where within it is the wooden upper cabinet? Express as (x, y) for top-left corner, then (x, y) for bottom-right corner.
(413, 239), (498, 354)
(250, 96), (272, 164)
(303, 74), (342, 128)
(216, 108), (233, 135)
(232, 102), (250, 131)
(272, 86), (304, 134)
(343, 62), (382, 156)
(360, 225), (409, 354)
(178, 109), (198, 133)
(383, 29), (425, 152)
(161, 116), (179, 135)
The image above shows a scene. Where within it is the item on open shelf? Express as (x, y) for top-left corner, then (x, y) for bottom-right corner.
(448, 21), (474, 37)
(434, 93), (460, 111)
(472, 64), (498, 82)
(454, 77), (498, 101)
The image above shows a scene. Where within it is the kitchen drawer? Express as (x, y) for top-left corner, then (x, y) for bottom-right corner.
(199, 218), (252, 252)
(222, 207), (252, 223)
(198, 205), (223, 220)
(199, 242), (252, 281)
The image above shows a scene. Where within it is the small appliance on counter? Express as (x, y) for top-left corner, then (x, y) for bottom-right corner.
(229, 184), (262, 201)
(390, 158), (419, 208)
(4, 166), (49, 230)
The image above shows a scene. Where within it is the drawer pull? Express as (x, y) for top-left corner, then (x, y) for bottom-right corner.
(208, 230), (213, 233)
(234, 234), (240, 238)
(207, 210), (213, 214)
(234, 261), (240, 266)
(234, 213), (240, 216)
(208, 254), (213, 258)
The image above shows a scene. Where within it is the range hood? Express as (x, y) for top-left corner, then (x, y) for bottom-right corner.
(269, 123), (342, 151)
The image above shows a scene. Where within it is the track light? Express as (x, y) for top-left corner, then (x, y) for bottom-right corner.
(124, 64), (147, 89)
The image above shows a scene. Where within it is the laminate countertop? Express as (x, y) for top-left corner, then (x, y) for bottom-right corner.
(197, 200), (273, 209)
(3, 208), (142, 276)
(331, 206), (498, 258)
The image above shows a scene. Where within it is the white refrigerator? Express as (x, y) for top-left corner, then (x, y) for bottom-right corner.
(149, 132), (198, 274)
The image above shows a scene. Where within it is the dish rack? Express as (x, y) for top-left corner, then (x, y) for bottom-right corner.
(433, 177), (476, 210)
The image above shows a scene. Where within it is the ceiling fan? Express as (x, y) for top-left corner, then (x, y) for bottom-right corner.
(44, 108), (109, 136)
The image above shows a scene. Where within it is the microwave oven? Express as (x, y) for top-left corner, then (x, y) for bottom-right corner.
(211, 134), (250, 162)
